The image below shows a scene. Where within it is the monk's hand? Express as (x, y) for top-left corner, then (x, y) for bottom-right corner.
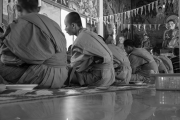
(0, 36), (4, 46)
(0, 35), (5, 40)
(94, 56), (104, 64)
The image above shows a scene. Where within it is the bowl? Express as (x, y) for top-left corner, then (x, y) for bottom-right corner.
(151, 74), (180, 90)
(6, 84), (38, 90)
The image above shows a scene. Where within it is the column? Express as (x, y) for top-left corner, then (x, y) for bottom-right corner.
(179, 0), (180, 57)
(98, 0), (103, 37)
(0, 0), (2, 24)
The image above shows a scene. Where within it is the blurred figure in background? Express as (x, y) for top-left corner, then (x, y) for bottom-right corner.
(124, 39), (158, 83)
(99, 35), (132, 84)
(171, 48), (180, 73)
(163, 19), (179, 48)
(116, 35), (126, 51)
(141, 33), (151, 51)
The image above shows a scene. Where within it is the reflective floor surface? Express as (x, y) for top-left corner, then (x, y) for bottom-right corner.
(0, 88), (180, 120)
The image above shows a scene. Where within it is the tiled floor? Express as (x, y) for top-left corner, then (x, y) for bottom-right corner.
(0, 88), (180, 120)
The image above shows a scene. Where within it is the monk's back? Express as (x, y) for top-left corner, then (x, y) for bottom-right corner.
(71, 29), (115, 86)
(130, 48), (158, 73)
(1, 13), (68, 88)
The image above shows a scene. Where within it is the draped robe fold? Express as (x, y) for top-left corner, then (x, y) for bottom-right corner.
(107, 44), (132, 84)
(0, 13), (68, 88)
(129, 48), (159, 83)
(70, 29), (115, 86)
(159, 55), (174, 73)
(153, 55), (168, 73)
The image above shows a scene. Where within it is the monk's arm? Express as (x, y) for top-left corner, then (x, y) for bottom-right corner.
(129, 55), (141, 74)
(0, 24), (11, 41)
(71, 47), (93, 67)
(71, 47), (84, 66)
(159, 61), (168, 73)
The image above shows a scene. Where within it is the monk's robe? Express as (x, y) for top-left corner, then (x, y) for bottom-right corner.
(141, 40), (151, 50)
(153, 55), (168, 73)
(159, 55), (174, 73)
(117, 43), (125, 51)
(70, 29), (115, 86)
(107, 44), (132, 84)
(0, 13), (68, 88)
(129, 48), (158, 83)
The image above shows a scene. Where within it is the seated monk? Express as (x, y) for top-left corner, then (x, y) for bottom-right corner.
(99, 35), (132, 84)
(123, 40), (159, 83)
(0, 0), (68, 88)
(116, 35), (126, 51)
(153, 47), (174, 73)
(65, 12), (115, 86)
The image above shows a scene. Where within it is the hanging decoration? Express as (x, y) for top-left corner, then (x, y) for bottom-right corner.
(158, 24), (161, 30)
(148, 4), (151, 13)
(133, 24), (137, 28)
(127, 11), (130, 19)
(131, 10), (134, 17)
(149, 24), (152, 30)
(137, 8), (139, 15)
(141, 6), (143, 15)
(124, 12), (126, 20)
(155, 1), (158, 8)
(90, 18), (93, 25)
(144, 6), (146, 15)
(95, 0), (161, 25)
(128, 24), (131, 31)
(143, 24), (146, 32)
(154, 24), (157, 30)
(152, 2), (154, 10)
(134, 9), (137, 16)
(90, 0), (167, 32)
(38, 0), (42, 7)
(138, 24), (141, 31)
(115, 14), (118, 23)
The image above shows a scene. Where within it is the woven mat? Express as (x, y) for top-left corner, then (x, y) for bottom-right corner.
(0, 85), (149, 104)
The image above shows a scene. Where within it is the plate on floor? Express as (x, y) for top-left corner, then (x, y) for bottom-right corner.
(116, 82), (147, 86)
(96, 87), (109, 90)
(6, 84), (38, 90)
(129, 81), (144, 85)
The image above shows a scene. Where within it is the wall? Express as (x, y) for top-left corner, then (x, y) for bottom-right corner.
(40, 1), (61, 26)
(103, 0), (131, 42)
(69, 0), (98, 18)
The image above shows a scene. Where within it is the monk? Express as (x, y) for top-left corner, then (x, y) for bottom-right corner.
(65, 12), (115, 86)
(153, 47), (173, 73)
(123, 40), (158, 83)
(0, 0), (68, 88)
(141, 34), (151, 51)
(116, 35), (126, 51)
(101, 35), (131, 84)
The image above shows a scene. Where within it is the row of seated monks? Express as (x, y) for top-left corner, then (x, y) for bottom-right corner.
(0, 0), (176, 89)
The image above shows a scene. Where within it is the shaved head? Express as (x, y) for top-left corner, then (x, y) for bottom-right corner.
(17, 0), (39, 12)
(65, 12), (82, 27)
